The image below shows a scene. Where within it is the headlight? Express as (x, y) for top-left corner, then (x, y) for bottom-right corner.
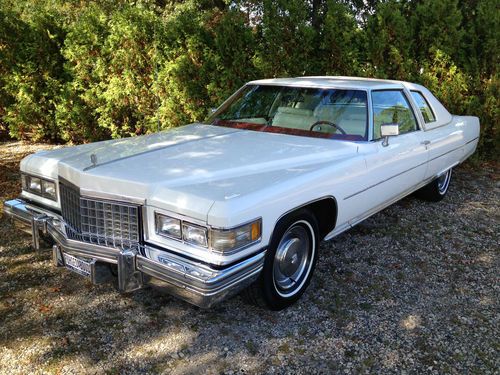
(154, 211), (261, 253)
(155, 213), (208, 247)
(155, 213), (181, 239)
(42, 180), (57, 200)
(183, 222), (208, 248)
(28, 176), (42, 193)
(211, 218), (261, 253)
(22, 173), (58, 201)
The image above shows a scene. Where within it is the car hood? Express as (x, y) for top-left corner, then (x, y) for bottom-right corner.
(22, 123), (359, 220)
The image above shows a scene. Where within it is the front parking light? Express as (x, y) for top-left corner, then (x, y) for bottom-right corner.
(210, 218), (262, 253)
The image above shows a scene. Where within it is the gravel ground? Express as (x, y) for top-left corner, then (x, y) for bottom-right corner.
(0, 141), (499, 374)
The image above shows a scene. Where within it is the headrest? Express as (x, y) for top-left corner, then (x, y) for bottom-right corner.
(275, 107), (314, 117)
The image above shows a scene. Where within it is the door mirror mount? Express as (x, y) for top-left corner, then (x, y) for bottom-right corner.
(380, 123), (399, 147)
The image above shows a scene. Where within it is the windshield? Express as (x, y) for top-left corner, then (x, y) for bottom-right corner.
(207, 85), (368, 140)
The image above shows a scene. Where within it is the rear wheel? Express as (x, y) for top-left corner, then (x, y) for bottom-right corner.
(243, 209), (319, 310)
(416, 168), (453, 202)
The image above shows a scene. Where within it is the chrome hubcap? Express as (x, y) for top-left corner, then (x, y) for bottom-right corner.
(273, 223), (312, 296)
(437, 170), (452, 194)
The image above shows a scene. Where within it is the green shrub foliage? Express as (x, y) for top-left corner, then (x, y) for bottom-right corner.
(0, 0), (498, 158)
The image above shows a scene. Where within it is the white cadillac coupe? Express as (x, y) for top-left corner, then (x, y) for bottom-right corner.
(4, 77), (479, 310)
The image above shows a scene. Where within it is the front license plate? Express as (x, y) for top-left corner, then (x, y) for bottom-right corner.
(63, 253), (93, 277)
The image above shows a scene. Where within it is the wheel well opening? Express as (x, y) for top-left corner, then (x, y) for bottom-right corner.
(304, 198), (337, 239)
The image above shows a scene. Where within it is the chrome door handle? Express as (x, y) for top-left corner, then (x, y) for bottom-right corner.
(421, 140), (431, 145)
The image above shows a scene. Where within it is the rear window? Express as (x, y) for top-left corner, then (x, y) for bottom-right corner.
(410, 91), (436, 123)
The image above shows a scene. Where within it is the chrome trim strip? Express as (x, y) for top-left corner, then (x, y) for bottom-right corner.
(343, 160), (428, 200)
(367, 88), (374, 141)
(437, 161), (459, 177)
(325, 174), (436, 241)
(464, 136), (479, 146)
(326, 163), (458, 241)
(269, 195), (338, 243)
(348, 175), (436, 227)
(344, 138), (477, 200)
(136, 250), (265, 294)
(324, 222), (350, 240)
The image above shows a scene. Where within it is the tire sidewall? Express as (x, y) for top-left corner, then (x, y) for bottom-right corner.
(437, 169), (452, 196)
(415, 168), (453, 202)
(260, 209), (319, 310)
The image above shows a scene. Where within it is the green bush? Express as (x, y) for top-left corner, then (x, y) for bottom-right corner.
(1, 4), (66, 141)
(0, 0), (498, 159)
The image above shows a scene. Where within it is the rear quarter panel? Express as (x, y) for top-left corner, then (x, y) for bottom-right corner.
(424, 115), (480, 178)
(457, 116), (480, 160)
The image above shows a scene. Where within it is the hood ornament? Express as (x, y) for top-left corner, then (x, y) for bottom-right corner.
(90, 153), (97, 167)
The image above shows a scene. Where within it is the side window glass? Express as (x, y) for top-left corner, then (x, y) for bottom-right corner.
(410, 91), (436, 123)
(372, 90), (418, 139)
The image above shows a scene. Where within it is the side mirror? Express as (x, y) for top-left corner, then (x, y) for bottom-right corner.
(380, 123), (399, 147)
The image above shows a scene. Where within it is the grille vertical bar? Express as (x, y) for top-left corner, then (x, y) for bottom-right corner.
(59, 180), (81, 231)
(59, 180), (140, 250)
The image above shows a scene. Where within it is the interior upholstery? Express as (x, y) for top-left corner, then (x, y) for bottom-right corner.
(272, 107), (316, 130)
(272, 105), (366, 136)
(313, 104), (366, 136)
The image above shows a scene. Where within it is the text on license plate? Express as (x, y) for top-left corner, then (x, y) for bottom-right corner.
(63, 253), (93, 277)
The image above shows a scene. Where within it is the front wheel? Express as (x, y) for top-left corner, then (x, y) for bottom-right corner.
(243, 209), (319, 310)
(416, 168), (453, 202)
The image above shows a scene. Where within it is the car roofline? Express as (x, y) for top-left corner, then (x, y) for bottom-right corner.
(247, 76), (407, 90)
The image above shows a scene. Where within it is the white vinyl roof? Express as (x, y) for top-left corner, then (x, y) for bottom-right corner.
(249, 76), (410, 90)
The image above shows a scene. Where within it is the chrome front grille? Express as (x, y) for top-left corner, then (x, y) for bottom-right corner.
(59, 180), (141, 249)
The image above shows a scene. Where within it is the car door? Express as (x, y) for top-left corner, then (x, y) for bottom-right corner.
(347, 89), (428, 225)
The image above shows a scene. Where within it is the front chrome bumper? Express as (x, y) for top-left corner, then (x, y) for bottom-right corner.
(3, 199), (265, 308)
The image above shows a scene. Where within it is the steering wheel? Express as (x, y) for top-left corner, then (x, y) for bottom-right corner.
(309, 120), (346, 135)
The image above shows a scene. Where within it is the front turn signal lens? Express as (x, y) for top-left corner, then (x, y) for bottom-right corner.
(251, 221), (260, 241)
(210, 218), (262, 253)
